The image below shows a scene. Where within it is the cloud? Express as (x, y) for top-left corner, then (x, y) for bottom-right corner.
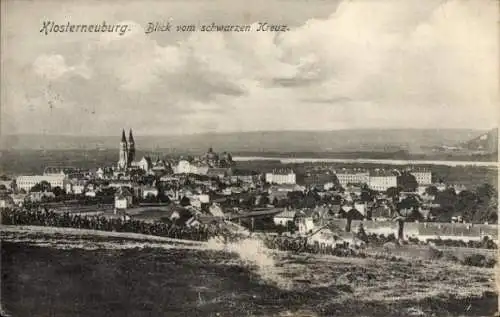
(33, 54), (91, 81)
(3, 0), (498, 135)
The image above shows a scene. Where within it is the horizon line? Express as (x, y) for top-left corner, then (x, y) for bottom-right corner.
(1, 127), (496, 138)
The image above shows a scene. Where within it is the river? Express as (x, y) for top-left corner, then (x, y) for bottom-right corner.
(233, 156), (498, 167)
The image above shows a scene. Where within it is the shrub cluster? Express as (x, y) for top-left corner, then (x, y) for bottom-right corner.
(426, 237), (497, 250)
(460, 253), (497, 268)
(362, 232), (497, 250)
(1, 208), (228, 242)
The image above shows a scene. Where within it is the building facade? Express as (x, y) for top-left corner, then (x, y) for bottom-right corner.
(265, 169), (296, 185)
(368, 170), (398, 191)
(174, 160), (205, 175)
(16, 175), (67, 192)
(334, 168), (369, 187)
(410, 170), (432, 186)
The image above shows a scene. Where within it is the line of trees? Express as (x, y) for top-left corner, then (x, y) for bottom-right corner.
(430, 183), (497, 224)
(1, 207), (230, 242)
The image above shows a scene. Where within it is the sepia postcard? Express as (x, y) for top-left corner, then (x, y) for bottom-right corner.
(0, 0), (499, 316)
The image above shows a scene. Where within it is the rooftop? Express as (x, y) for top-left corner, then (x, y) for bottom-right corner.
(334, 168), (368, 174)
(369, 169), (399, 177)
(270, 168), (295, 175)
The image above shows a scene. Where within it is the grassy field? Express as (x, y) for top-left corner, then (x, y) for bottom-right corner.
(1, 226), (498, 317)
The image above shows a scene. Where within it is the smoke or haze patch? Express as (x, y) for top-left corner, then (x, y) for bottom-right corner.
(206, 236), (293, 290)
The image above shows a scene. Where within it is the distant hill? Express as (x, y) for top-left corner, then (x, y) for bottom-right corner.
(0, 129), (487, 153)
(459, 128), (498, 153)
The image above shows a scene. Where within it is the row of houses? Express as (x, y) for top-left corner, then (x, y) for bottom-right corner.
(272, 207), (498, 240)
(272, 202), (393, 228)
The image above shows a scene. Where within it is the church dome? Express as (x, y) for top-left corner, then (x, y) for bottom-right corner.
(206, 147), (218, 161)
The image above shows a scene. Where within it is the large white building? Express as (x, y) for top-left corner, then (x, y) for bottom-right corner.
(410, 170), (432, 186)
(174, 160), (209, 175)
(265, 169), (296, 185)
(16, 175), (67, 192)
(368, 170), (398, 191)
(334, 168), (369, 186)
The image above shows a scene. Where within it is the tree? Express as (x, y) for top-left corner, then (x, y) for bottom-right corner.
(30, 181), (51, 192)
(455, 190), (478, 222)
(52, 186), (66, 197)
(476, 183), (495, 200)
(144, 193), (157, 203)
(429, 207), (454, 223)
(157, 190), (170, 204)
(397, 172), (418, 192)
(397, 195), (423, 222)
(255, 195), (270, 207)
(425, 185), (438, 196)
(435, 187), (457, 212)
(395, 216), (405, 240)
(386, 187), (401, 201)
(473, 202), (497, 224)
(472, 183), (498, 224)
(398, 195), (420, 211)
(345, 208), (364, 232)
(272, 197), (279, 206)
(360, 188), (375, 203)
(180, 196), (190, 207)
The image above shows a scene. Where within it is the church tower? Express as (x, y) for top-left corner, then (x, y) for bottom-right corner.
(128, 129), (135, 165)
(118, 129), (128, 169)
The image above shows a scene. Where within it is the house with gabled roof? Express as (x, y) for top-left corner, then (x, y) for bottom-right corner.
(114, 186), (133, 212)
(273, 209), (296, 226)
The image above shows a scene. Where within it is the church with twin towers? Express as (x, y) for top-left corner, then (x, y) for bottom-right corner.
(116, 128), (234, 173)
(117, 129), (136, 169)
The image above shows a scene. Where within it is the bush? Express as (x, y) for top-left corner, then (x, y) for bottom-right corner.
(408, 237), (419, 244)
(378, 234), (387, 243)
(1, 207), (218, 242)
(387, 233), (396, 242)
(461, 253), (494, 268)
(428, 238), (497, 250)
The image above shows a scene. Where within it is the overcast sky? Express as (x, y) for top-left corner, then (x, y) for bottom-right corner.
(1, 0), (498, 136)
